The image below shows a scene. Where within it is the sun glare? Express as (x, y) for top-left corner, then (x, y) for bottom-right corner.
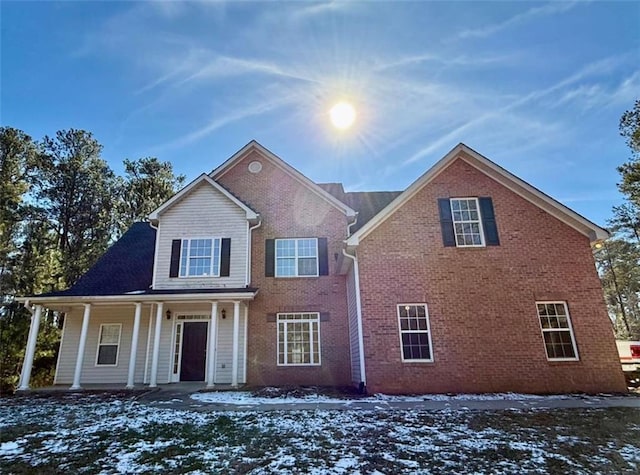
(329, 101), (356, 130)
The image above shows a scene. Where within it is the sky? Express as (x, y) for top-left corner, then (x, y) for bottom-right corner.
(2, 1), (639, 226)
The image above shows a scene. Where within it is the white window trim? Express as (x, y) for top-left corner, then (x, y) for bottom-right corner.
(536, 301), (579, 362)
(179, 237), (222, 278)
(95, 323), (122, 367)
(276, 312), (321, 366)
(397, 303), (434, 363)
(275, 238), (319, 278)
(450, 197), (485, 248)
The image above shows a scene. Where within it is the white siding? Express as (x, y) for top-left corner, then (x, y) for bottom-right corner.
(214, 306), (247, 384)
(55, 305), (151, 385)
(346, 266), (361, 385)
(154, 182), (248, 290)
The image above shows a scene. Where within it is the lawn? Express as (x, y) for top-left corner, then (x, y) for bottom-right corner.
(1, 392), (639, 474)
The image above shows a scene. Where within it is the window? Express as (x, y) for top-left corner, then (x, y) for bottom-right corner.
(451, 198), (484, 247)
(397, 304), (433, 362)
(536, 302), (578, 361)
(438, 197), (499, 247)
(275, 238), (318, 277)
(179, 238), (221, 277)
(96, 324), (121, 366)
(277, 313), (320, 365)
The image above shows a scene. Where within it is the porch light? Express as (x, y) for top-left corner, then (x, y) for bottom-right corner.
(221, 309), (226, 319)
(166, 309), (172, 320)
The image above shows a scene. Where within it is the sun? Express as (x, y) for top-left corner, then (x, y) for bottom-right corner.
(329, 101), (356, 130)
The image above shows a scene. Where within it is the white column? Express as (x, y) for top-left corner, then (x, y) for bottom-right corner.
(231, 301), (240, 387)
(149, 302), (163, 388)
(17, 305), (43, 391)
(126, 303), (142, 389)
(70, 304), (91, 390)
(207, 302), (218, 387)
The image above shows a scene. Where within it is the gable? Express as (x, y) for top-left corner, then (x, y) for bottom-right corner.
(346, 144), (609, 246)
(148, 173), (258, 224)
(211, 141), (356, 218)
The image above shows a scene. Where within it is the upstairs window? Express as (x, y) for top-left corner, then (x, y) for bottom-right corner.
(180, 238), (221, 277)
(276, 238), (318, 277)
(451, 198), (484, 247)
(536, 301), (579, 361)
(438, 197), (500, 247)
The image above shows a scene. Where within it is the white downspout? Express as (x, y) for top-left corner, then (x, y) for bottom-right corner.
(246, 217), (262, 287)
(342, 248), (366, 391)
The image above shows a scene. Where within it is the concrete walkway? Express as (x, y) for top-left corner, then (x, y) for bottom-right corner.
(135, 387), (640, 412)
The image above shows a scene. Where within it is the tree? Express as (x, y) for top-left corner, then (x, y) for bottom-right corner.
(37, 129), (118, 286)
(116, 157), (184, 235)
(618, 100), (640, 205)
(0, 127), (39, 297)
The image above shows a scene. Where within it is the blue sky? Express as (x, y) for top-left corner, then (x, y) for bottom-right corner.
(2, 1), (639, 226)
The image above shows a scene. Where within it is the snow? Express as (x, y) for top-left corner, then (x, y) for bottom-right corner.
(1, 394), (638, 474)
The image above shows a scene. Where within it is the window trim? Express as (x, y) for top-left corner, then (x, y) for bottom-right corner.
(536, 301), (579, 362)
(397, 303), (434, 363)
(450, 197), (485, 248)
(276, 312), (321, 366)
(95, 323), (122, 367)
(274, 238), (319, 278)
(178, 237), (222, 278)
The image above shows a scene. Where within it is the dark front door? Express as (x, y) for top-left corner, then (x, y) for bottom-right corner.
(180, 322), (208, 381)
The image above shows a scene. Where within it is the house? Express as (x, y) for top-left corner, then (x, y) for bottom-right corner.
(16, 141), (627, 394)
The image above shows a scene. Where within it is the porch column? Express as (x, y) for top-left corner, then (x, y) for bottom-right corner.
(206, 301), (218, 387)
(149, 302), (163, 388)
(70, 304), (91, 390)
(231, 301), (240, 387)
(17, 304), (43, 391)
(126, 302), (142, 389)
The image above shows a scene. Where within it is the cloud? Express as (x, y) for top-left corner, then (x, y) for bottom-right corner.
(456, 1), (582, 40)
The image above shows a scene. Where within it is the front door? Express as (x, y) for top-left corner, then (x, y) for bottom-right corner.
(180, 322), (208, 381)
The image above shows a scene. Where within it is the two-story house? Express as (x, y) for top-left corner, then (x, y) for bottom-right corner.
(16, 141), (626, 394)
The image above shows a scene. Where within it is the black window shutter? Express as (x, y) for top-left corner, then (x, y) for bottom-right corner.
(479, 197), (500, 246)
(318, 238), (329, 276)
(220, 238), (231, 276)
(438, 199), (456, 247)
(320, 312), (330, 322)
(169, 239), (181, 277)
(265, 239), (275, 277)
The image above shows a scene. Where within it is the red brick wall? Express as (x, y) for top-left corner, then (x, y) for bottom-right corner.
(217, 150), (352, 387)
(357, 156), (626, 394)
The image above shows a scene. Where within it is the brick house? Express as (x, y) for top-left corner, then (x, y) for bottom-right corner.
(16, 141), (626, 394)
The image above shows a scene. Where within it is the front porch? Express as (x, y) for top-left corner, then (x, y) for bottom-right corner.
(16, 291), (256, 392)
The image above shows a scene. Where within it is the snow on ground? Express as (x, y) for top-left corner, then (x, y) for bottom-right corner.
(190, 389), (571, 405)
(1, 394), (639, 474)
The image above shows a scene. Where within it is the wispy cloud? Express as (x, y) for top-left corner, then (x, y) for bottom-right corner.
(456, 1), (582, 40)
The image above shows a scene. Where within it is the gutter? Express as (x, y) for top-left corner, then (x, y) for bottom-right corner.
(22, 299), (35, 316)
(15, 291), (259, 305)
(246, 216), (262, 287)
(342, 248), (367, 392)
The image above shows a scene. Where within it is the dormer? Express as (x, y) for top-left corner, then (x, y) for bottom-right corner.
(149, 174), (259, 290)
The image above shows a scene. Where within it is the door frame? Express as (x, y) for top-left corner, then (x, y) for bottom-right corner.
(169, 314), (210, 383)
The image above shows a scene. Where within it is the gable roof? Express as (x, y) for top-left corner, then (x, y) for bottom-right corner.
(346, 143), (609, 246)
(211, 140), (357, 218)
(33, 222), (156, 298)
(148, 173), (259, 224)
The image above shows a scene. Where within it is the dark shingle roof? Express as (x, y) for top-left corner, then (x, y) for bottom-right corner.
(318, 183), (401, 232)
(36, 222), (156, 297)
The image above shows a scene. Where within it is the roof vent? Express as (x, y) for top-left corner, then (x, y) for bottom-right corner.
(248, 161), (262, 173)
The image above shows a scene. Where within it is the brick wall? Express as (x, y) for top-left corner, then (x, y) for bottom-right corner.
(357, 156), (626, 394)
(217, 150), (352, 387)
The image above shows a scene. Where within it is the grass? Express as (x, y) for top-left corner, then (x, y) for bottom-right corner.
(1, 393), (639, 474)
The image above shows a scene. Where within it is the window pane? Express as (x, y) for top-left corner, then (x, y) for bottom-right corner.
(100, 325), (120, 344)
(297, 239), (317, 257)
(298, 257), (317, 276)
(276, 239), (295, 257)
(97, 345), (117, 365)
(277, 258), (296, 276)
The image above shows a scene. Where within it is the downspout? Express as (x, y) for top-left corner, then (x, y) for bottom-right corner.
(22, 299), (35, 316)
(246, 217), (262, 287)
(342, 248), (367, 393)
